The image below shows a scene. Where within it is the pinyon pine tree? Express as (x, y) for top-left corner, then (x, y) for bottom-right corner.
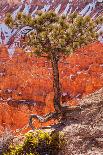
(5, 11), (103, 129)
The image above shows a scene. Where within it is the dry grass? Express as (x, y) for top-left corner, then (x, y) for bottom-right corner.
(0, 128), (14, 154)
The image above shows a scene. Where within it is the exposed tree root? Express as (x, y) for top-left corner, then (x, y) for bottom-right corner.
(29, 88), (103, 130)
(29, 105), (83, 130)
(29, 112), (61, 130)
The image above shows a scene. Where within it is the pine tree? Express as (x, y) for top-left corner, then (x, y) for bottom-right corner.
(5, 12), (103, 128)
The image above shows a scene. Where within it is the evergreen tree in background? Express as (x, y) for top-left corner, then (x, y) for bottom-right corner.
(5, 12), (103, 128)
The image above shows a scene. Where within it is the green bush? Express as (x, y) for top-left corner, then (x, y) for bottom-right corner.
(3, 130), (65, 155)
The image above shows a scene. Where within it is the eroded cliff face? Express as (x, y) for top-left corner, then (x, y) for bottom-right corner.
(0, 42), (103, 133)
(0, 0), (103, 15)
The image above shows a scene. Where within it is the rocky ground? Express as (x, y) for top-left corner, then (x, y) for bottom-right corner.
(12, 87), (103, 155)
(59, 88), (103, 155)
(0, 88), (103, 154)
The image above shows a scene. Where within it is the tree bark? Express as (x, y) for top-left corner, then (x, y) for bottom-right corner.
(51, 52), (62, 113)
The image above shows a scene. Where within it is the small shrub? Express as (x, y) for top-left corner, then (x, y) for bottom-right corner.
(3, 130), (65, 155)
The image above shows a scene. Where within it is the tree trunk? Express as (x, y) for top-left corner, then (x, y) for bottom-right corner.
(51, 52), (62, 113)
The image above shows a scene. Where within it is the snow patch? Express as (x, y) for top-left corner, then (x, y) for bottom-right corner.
(62, 3), (70, 15)
(62, 92), (68, 96)
(68, 7), (72, 15)
(55, 4), (61, 13)
(31, 6), (38, 17)
(80, 1), (96, 16)
(12, 5), (22, 19)
(23, 3), (31, 15)
(41, 5), (51, 12)
(8, 47), (15, 56)
(98, 25), (103, 43)
(0, 23), (12, 44)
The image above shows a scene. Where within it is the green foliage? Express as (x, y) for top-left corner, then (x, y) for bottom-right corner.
(4, 11), (102, 113)
(96, 16), (103, 25)
(5, 13), (13, 28)
(5, 11), (101, 60)
(3, 130), (65, 155)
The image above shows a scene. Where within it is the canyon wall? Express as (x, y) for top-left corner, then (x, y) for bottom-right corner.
(0, 42), (103, 133)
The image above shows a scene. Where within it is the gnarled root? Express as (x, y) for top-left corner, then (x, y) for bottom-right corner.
(29, 105), (85, 130)
(29, 112), (61, 130)
(29, 88), (103, 130)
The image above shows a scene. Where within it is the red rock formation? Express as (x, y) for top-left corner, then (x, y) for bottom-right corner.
(0, 45), (9, 62)
(0, 101), (45, 133)
(0, 42), (103, 133)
